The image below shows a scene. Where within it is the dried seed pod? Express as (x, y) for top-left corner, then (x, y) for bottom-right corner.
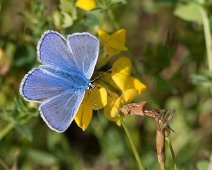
(119, 101), (147, 116)
(156, 129), (166, 170)
(120, 101), (175, 170)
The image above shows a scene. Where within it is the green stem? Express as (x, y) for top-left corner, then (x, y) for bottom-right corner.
(127, 51), (143, 78)
(199, 1), (212, 71)
(121, 118), (145, 170)
(0, 122), (15, 140)
(108, 8), (120, 30)
(198, 0), (212, 94)
(166, 137), (177, 170)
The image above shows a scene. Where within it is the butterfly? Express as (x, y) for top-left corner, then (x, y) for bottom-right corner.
(19, 30), (99, 133)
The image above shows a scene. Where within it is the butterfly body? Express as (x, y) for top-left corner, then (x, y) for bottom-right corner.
(39, 65), (89, 90)
(20, 30), (99, 132)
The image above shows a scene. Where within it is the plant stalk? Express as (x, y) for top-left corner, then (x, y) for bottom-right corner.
(198, 0), (212, 94)
(0, 122), (15, 140)
(199, 1), (212, 71)
(166, 137), (178, 170)
(156, 129), (166, 170)
(121, 118), (145, 170)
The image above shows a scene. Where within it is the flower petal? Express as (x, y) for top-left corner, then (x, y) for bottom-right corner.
(74, 92), (93, 130)
(107, 38), (128, 51)
(121, 89), (139, 103)
(110, 29), (127, 46)
(104, 45), (121, 57)
(104, 90), (120, 119)
(98, 29), (128, 57)
(76, 0), (96, 12)
(110, 89), (138, 122)
(104, 89), (138, 125)
(127, 77), (147, 94)
(112, 57), (132, 77)
(111, 57), (132, 91)
(98, 29), (110, 43)
(88, 86), (107, 110)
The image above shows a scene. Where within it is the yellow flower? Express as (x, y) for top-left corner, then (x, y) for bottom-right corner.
(104, 89), (139, 125)
(76, 0), (96, 12)
(98, 29), (128, 57)
(75, 86), (107, 130)
(103, 57), (147, 125)
(75, 56), (146, 128)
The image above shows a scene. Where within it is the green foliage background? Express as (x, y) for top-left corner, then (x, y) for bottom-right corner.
(0, 0), (212, 169)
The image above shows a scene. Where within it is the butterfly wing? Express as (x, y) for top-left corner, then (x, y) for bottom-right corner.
(20, 67), (69, 102)
(37, 30), (80, 73)
(39, 89), (85, 132)
(37, 31), (99, 79)
(19, 65), (88, 102)
(20, 66), (86, 132)
(21, 31), (99, 132)
(67, 33), (99, 79)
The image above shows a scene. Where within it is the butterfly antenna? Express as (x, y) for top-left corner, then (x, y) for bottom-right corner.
(89, 89), (100, 115)
(91, 61), (131, 83)
(90, 65), (118, 83)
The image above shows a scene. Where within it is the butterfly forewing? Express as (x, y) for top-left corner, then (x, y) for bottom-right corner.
(68, 33), (99, 79)
(20, 68), (68, 102)
(37, 31), (79, 73)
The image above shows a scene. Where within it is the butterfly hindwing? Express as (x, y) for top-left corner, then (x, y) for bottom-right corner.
(39, 89), (85, 132)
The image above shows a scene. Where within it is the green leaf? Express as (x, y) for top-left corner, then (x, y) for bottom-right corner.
(60, 0), (73, 13)
(174, 3), (202, 24)
(52, 10), (62, 29)
(28, 149), (58, 166)
(191, 71), (212, 88)
(0, 122), (15, 140)
(15, 124), (33, 141)
(83, 13), (99, 27)
(62, 12), (73, 28)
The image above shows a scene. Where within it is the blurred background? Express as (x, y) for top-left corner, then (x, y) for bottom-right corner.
(0, 0), (212, 169)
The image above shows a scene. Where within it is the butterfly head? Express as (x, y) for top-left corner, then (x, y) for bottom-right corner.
(88, 82), (96, 89)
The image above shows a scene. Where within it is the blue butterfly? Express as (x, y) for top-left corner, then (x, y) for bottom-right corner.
(19, 30), (99, 133)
